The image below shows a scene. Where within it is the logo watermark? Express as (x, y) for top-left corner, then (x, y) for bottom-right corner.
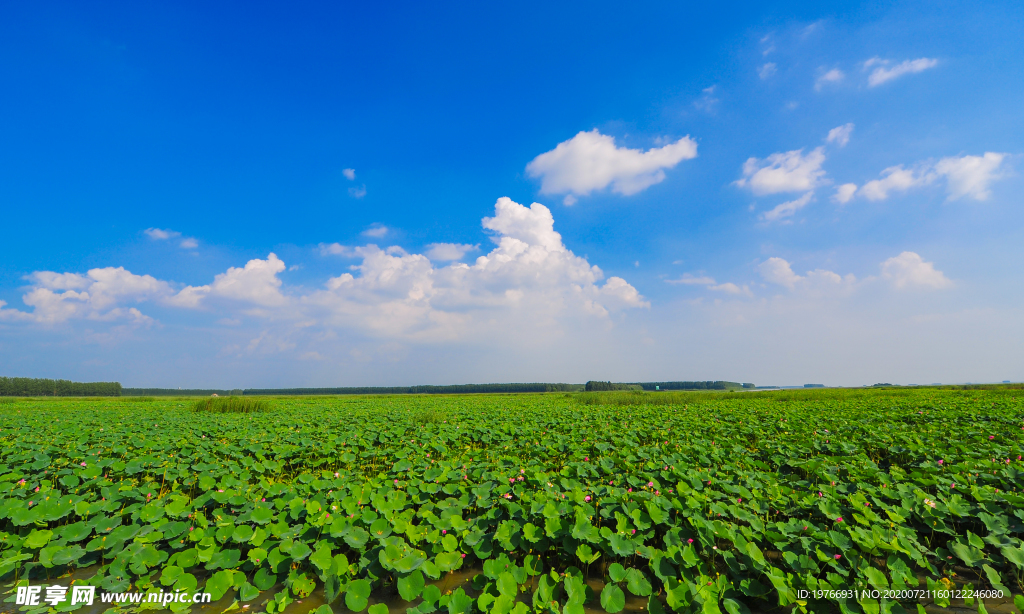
(15, 584), (212, 606)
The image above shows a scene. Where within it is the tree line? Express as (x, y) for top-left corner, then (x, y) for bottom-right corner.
(0, 377), (122, 397)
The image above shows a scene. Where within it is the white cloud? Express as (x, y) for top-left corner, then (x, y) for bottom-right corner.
(526, 129), (698, 198)
(343, 168), (356, 181)
(760, 191), (813, 222)
(349, 185), (367, 198)
(169, 254), (289, 309)
(858, 165), (933, 201)
(826, 123), (854, 147)
(7, 198), (647, 343)
(866, 58), (938, 87)
(144, 228), (180, 240)
(758, 63), (777, 80)
(362, 224), (388, 238)
(934, 152), (1007, 201)
(848, 152), (1007, 203)
(319, 243), (355, 257)
(832, 183), (858, 204)
(815, 68), (845, 91)
(757, 257), (802, 289)
(10, 267), (173, 323)
(736, 147), (827, 195)
(666, 274), (716, 285)
(424, 243), (478, 261)
(709, 283), (752, 297)
(880, 252), (952, 289)
(693, 86), (719, 113)
(180, 238), (199, 249)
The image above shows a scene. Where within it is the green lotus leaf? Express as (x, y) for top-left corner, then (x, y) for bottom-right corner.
(600, 583), (625, 613)
(24, 529), (54, 549)
(291, 572), (316, 598)
(369, 604), (389, 614)
(205, 570), (234, 601)
(608, 562), (627, 583)
(345, 527), (370, 549)
(345, 579), (372, 612)
(254, 567), (278, 591)
(436, 551), (463, 572)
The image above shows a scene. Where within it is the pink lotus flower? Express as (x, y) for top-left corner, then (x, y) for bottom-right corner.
(34, 487), (39, 492)
(442, 530), (447, 534)
(585, 495), (591, 502)
(584, 457), (589, 461)
(80, 462), (87, 467)
(803, 526), (808, 531)
(835, 517), (843, 523)
(737, 498), (742, 503)
(461, 553), (466, 558)
(647, 482), (654, 487)
(627, 488), (632, 492)
(938, 460), (943, 465)
(687, 538), (694, 544)
(989, 435), (995, 440)
(334, 472), (339, 477)
(631, 529), (636, 534)
(834, 554), (841, 560)
(951, 483), (956, 488)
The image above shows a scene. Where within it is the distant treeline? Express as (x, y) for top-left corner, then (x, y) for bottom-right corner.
(243, 383), (585, 395)
(0, 377), (122, 397)
(123, 388), (244, 397)
(637, 381), (753, 391)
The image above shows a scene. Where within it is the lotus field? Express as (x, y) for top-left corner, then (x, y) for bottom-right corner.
(1, 389), (1023, 613)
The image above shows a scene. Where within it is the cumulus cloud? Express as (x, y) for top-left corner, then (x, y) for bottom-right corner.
(525, 129), (697, 198)
(934, 152), (1007, 201)
(342, 168), (356, 180)
(349, 185), (367, 198)
(10, 267), (173, 323)
(362, 224), (388, 238)
(144, 228), (198, 248)
(6, 198), (647, 342)
(760, 192), (813, 222)
(757, 258), (803, 289)
(815, 68), (844, 91)
(144, 228), (180, 240)
(826, 123), (854, 147)
(866, 57), (939, 87)
(832, 183), (858, 204)
(758, 63), (777, 80)
(424, 243), (478, 261)
(709, 283), (752, 297)
(665, 274), (717, 285)
(880, 252), (952, 289)
(859, 165), (933, 201)
(849, 152), (1006, 202)
(735, 147), (827, 195)
(759, 252), (951, 295)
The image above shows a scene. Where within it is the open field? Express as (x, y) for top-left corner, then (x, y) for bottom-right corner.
(1, 389), (1023, 613)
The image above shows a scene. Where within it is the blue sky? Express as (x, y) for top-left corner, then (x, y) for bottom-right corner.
(1, 1), (1022, 387)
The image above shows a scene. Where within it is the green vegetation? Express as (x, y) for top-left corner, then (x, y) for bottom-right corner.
(190, 397), (270, 414)
(0, 388), (1022, 613)
(0, 377), (122, 397)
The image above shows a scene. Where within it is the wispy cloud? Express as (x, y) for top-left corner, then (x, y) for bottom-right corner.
(826, 123), (854, 147)
(814, 68), (845, 91)
(758, 63), (777, 80)
(865, 57), (938, 87)
(362, 224), (388, 238)
(760, 192), (814, 222)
